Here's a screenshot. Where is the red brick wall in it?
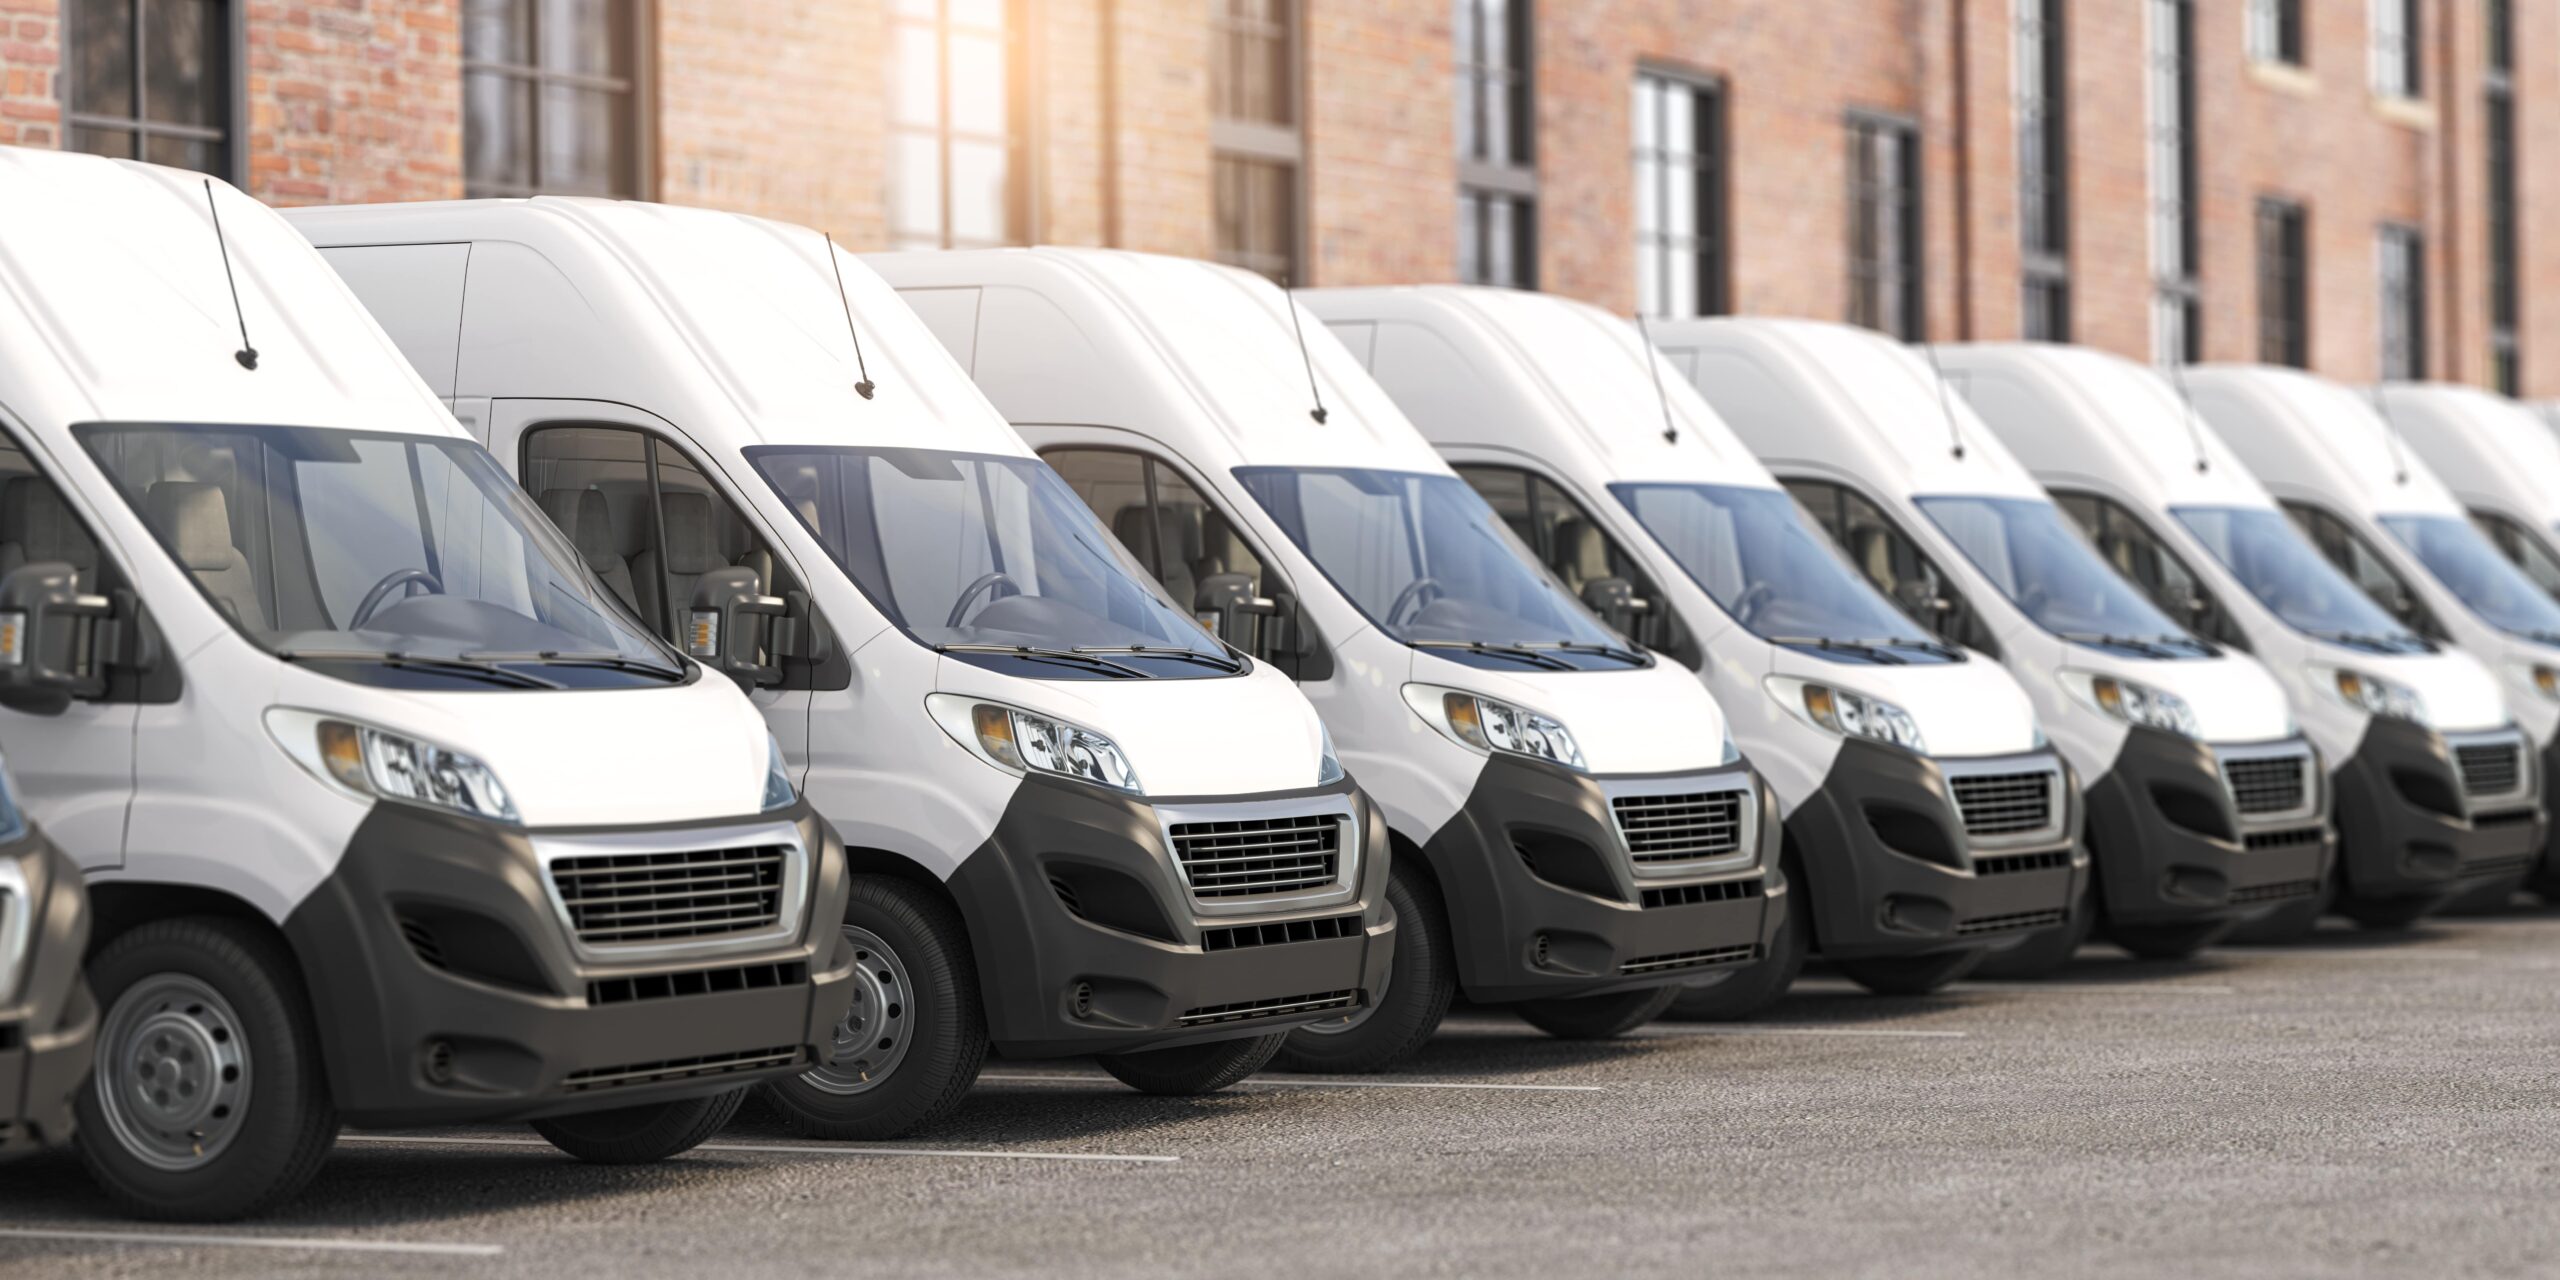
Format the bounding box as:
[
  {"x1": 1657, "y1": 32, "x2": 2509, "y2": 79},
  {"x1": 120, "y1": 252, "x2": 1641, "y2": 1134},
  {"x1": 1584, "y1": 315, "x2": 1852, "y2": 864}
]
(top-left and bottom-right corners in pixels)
[
  {"x1": 655, "y1": 0, "x2": 884, "y2": 240},
  {"x1": 246, "y1": 0, "x2": 461, "y2": 205},
  {"x1": 2519, "y1": 0, "x2": 2560, "y2": 396},
  {"x1": 1305, "y1": 0, "x2": 1454, "y2": 285},
  {"x1": 1105, "y1": 0, "x2": 1212, "y2": 258},
  {"x1": 0, "y1": 0, "x2": 61, "y2": 150}
]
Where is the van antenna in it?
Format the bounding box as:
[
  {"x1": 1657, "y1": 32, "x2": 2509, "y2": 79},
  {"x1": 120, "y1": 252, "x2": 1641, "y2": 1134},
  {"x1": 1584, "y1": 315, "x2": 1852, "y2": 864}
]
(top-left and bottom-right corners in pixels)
[
  {"x1": 1282, "y1": 276, "x2": 1329, "y2": 424},
  {"x1": 822, "y1": 232, "x2": 876, "y2": 400},
  {"x1": 2368, "y1": 383, "x2": 2412, "y2": 486},
  {"x1": 202, "y1": 180, "x2": 257, "y2": 371},
  {"x1": 2163, "y1": 353, "x2": 2211, "y2": 475},
  {"x1": 1634, "y1": 312, "x2": 1679, "y2": 445},
  {"x1": 1920, "y1": 340, "x2": 1965, "y2": 460}
]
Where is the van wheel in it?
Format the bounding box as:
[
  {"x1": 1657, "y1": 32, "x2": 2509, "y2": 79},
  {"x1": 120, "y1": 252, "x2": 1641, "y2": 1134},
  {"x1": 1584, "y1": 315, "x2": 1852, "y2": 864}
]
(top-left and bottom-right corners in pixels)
[
  {"x1": 1836, "y1": 948, "x2": 1984, "y2": 996},
  {"x1": 532, "y1": 1088, "x2": 745, "y2": 1163},
  {"x1": 75, "y1": 918, "x2": 338, "y2": 1222},
  {"x1": 1514, "y1": 984, "x2": 1679, "y2": 1039},
  {"x1": 1667, "y1": 869, "x2": 1807, "y2": 1021},
  {"x1": 1097, "y1": 1032, "x2": 1285, "y2": 1095},
  {"x1": 1275, "y1": 863, "x2": 1452, "y2": 1074},
  {"x1": 1973, "y1": 878, "x2": 2096, "y2": 978},
  {"x1": 760, "y1": 877, "x2": 986, "y2": 1140}
]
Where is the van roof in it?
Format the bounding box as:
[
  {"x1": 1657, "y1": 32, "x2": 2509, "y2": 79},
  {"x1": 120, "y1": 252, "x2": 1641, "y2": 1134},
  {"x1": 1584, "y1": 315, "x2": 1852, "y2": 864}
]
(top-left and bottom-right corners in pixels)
[
  {"x1": 286, "y1": 197, "x2": 1023, "y2": 456},
  {"x1": 0, "y1": 148, "x2": 451, "y2": 435},
  {"x1": 1300, "y1": 285, "x2": 1777, "y2": 490},
  {"x1": 864, "y1": 247, "x2": 1446, "y2": 474},
  {"x1": 1938, "y1": 343, "x2": 2277, "y2": 513},
  {"x1": 1645, "y1": 317, "x2": 2046, "y2": 501},
  {"x1": 2181, "y1": 365, "x2": 2463, "y2": 519},
  {"x1": 2377, "y1": 383, "x2": 2560, "y2": 531}
]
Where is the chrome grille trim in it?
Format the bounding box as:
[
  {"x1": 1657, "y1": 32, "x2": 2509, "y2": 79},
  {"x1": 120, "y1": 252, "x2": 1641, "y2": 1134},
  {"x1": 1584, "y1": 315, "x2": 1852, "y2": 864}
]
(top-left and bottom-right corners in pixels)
[
  {"x1": 1620, "y1": 944, "x2": 1757, "y2": 974},
  {"x1": 2213, "y1": 740, "x2": 2319, "y2": 823},
  {"x1": 1598, "y1": 769, "x2": 1762, "y2": 879},
  {"x1": 1939, "y1": 755, "x2": 2067, "y2": 848},
  {"x1": 2453, "y1": 741, "x2": 2526, "y2": 803},
  {"x1": 0, "y1": 858, "x2": 26, "y2": 1005},
  {"x1": 1153, "y1": 795, "x2": 1361, "y2": 917},
  {"x1": 1177, "y1": 989, "x2": 1358, "y2": 1026},
  {"x1": 533, "y1": 819, "x2": 809, "y2": 965}
]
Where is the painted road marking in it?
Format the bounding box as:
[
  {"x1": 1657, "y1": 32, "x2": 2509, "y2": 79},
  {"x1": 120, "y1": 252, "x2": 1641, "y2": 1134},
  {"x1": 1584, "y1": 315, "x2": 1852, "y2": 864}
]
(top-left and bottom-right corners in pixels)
[
  {"x1": 337, "y1": 1133, "x2": 1177, "y2": 1165},
  {"x1": 1635, "y1": 1024, "x2": 1970, "y2": 1039},
  {"x1": 1962, "y1": 981, "x2": 2236, "y2": 995},
  {"x1": 979, "y1": 1071, "x2": 1604, "y2": 1093},
  {"x1": 0, "y1": 1227, "x2": 501, "y2": 1258}
]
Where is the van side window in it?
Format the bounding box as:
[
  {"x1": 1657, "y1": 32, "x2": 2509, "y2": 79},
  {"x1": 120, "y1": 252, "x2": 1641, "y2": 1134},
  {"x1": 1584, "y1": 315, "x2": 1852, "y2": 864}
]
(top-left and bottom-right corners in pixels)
[
  {"x1": 2054, "y1": 491, "x2": 2245, "y2": 650},
  {"x1": 1784, "y1": 478, "x2": 2000, "y2": 656},
  {"x1": 2280, "y1": 500, "x2": 2447, "y2": 640},
  {"x1": 1451, "y1": 465, "x2": 1697, "y2": 666},
  {"x1": 2470, "y1": 509, "x2": 2560, "y2": 601},
  {"x1": 0, "y1": 441, "x2": 102, "y2": 593}
]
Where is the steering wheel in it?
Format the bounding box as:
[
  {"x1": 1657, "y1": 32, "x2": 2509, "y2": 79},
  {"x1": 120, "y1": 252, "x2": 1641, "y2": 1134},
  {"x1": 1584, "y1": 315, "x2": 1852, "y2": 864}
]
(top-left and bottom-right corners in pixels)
[
  {"x1": 1384, "y1": 577, "x2": 1445, "y2": 630},
  {"x1": 945, "y1": 572, "x2": 1021, "y2": 629},
  {"x1": 1730, "y1": 581, "x2": 1776, "y2": 626},
  {"x1": 350, "y1": 568, "x2": 443, "y2": 629}
]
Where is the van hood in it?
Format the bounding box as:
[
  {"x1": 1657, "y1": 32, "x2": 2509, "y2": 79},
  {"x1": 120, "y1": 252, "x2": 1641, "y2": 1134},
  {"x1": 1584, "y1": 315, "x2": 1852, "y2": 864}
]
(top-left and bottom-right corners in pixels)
[
  {"x1": 1767, "y1": 646, "x2": 2043, "y2": 758},
  {"x1": 2359, "y1": 645, "x2": 2509, "y2": 734},
  {"x1": 934, "y1": 657, "x2": 1331, "y2": 797},
  {"x1": 2052, "y1": 646, "x2": 2296, "y2": 744},
  {"x1": 1411, "y1": 648, "x2": 1731, "y2": 776}
]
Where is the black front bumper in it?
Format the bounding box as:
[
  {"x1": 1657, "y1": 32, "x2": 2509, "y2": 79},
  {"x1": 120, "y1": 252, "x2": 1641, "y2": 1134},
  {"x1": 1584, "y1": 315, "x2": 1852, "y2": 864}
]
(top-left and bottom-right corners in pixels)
[
  {"x1": 2082, "y1": 729, "x2": 2335, "y2": 927},
  {"x1": 282, "y1": 800, "x2": 857, "y2": 1129},
  {"x1": 1414, "y1": 754, "x2": 1779, "y2": 1006},
  {"x1": 0, "y1": 836, "x2": 95, "y2": 1160},
  {"x1": 2332, "y1": 718, "x2": 2545, "y2": 910},
  {"x1": 1786, "y1": 740, "x2": 2088, "y2": 962},
  {"x1": 946, "y1": 773, "x2": 1395, "y2": 1058}
]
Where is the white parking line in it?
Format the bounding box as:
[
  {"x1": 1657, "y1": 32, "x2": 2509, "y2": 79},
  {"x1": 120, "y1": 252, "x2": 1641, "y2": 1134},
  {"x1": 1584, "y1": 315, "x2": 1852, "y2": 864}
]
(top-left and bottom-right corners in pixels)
[
  {"x1": 0, "y1": 1226, "x2": 501, "y2": 1257},
  {"x1": 2301, "y1": 948, "x2": 2483, "y2": 961},
  {"x1": 1635, "y1": 1025, "x2": 1970, "y2": 1039},
  {"x1": 1962, "y1": 981, "x2": 2236, "y2": 995},
  {"x1": 978, "y1": 1071, "x2": 1604, "y2": 1093},
  {"x1": 337, "y1": 1133, "x2": 1176, "y2": 1164}
]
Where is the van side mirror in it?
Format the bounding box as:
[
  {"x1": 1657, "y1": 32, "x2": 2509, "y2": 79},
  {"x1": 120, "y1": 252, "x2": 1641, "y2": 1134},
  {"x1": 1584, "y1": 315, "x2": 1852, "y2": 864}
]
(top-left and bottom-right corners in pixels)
[
  {"x1": 0, "y1": 562, "x2": 121, "y2": 714},
  {"x1": 1195, "y1": 571, "x2": 1279, "y2": 653},
  {"x1": 689, "y1": 566, "x2": 793, "y2": 691},
  {"x1": 1578, "y1": 576, "x2": 1649, "y2": 635}
]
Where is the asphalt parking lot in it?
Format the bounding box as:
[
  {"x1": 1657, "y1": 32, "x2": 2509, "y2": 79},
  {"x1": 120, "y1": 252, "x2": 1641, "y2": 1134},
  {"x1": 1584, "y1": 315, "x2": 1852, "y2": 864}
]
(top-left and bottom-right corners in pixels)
[{"x1": 6, "y1": 912, "x2": 2559, "y2": 1279}]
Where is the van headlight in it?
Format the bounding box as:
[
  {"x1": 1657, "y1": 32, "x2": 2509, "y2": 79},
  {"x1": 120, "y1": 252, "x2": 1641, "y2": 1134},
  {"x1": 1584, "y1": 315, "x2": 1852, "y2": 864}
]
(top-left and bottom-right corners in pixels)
[
  {"x1": 1402, "y1": 684, "x2": 1586, "y2": 771},
  {"x1": 927, "y1": 694, "x2": 1143, "y2": 794},
  {"x1": 1767, "y1": 678, "x2": 1926, "y2": 753},
  {"x1": 2064, "y1": 672, "x2": 2200, "y2": 738},
  {"x1": 2325, "y1": 668, "x2": 2430, "y2": 725},
  {"x1": 762, "y1": 732, "x2": 798, "y2": 811},
  {"x1": 265, "y1": 709, "x2": 519, "y2": 823},
  {"x1": 1317, "y1": 721, "x2": 1346, "y2": 785},
  {"x1": 2514, "y1": 663, "x2": 2560, "y2": 703}
]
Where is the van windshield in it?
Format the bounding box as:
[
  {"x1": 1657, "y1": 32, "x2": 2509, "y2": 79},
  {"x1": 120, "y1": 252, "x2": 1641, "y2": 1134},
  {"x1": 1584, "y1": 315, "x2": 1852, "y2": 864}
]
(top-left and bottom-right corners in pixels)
[
  {"x1": 2379, "y1": 513, "x2": 2560, "y2": 644},
  {"x1": 750, "y1": 447, "x2": 1239, "y2": 680},
  {"x1": 1916, "y1": 494, "x2": 2211, "y2": 658},
  {"x1": 78, "y1": 425, "x2": 684, "y2": 690},
  {"x1": 1235, "y1": 467, "x2": 1646, "y2": 671},
  {"x1": 2173, "y1": 506, "x2": 2427, "y2": 652},
  {"x1": 1609, "y1": 482, "x2": 1956, "y2": 664}
]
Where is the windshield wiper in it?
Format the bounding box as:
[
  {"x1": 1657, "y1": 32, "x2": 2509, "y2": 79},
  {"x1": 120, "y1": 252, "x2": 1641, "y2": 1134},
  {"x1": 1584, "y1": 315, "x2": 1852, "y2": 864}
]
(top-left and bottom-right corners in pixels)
[
  {"x1": 1410, "y1": 640, "x2": 1578, "y2": 671},
  {"x1": 1764, "y1": 635, "x2": 1909, "y2": 665},
  {"x1": 1519, "y1": 640, "x2": 1651, "y2": 667},
  {"x1": 278, "y1": 648, "x2": 562, "y2": 690},
  {"x1": 2310, "y1": 628, "x2": 2424, "y2": 653},
  {"x1": 1073, "y1": 644, "x2": 1245, "y2": 673},
  {"x1": 1876, "y1": 636, "x2": 1964, "y2": 660},
  {"x1": 935, "y1": 643, "x2": 1150, "y2": 679},
  {"x1": 464, "y1": 650, "x2": 686, "y2": 681},
  {"x1": 2058, "y1": 632, "x2": 2188, "y2": 659}
]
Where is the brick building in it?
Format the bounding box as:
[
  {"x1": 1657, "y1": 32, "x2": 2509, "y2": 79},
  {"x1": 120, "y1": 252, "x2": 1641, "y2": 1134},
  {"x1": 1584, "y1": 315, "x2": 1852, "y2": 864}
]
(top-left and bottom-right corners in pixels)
[{"x1": 0, "y1": 1, "x2": 2549, "y2": 393}]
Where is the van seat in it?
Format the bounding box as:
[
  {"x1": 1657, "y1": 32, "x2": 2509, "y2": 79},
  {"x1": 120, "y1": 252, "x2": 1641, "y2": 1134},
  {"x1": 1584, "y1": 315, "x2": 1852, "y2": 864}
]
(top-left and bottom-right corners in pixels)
[
  {"x1": 146, "y1": 481, "x2": 264, "y2": 627},
  {"x1": 541, "y1": 487, "x2": 641, "y2": 614},
  {"x1": 633, "y1": 491, "x2": 737, "y2": 625}
]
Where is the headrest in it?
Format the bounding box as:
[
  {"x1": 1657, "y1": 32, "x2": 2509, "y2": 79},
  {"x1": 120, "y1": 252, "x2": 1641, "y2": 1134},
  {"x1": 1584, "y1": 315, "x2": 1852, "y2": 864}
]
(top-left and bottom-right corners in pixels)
[
  {"x1": 0, "y1": 477, "x2": 94, "y2": 568},
  {"x1": 1554, "y1": 519, "x2": 1610, "y2": 583},
  {"x1": 658, "y1": 491, "x2": 729, "y2": 575},
  {"x1": 1114, "y1": 505, "x2": 1202, "y2": 566},
  {"x1": 145, "y1": 481, "x2": 239, "y2": 572},
  {"x1": 540, "y1": 488, "x2": 621, "y2": 569}
]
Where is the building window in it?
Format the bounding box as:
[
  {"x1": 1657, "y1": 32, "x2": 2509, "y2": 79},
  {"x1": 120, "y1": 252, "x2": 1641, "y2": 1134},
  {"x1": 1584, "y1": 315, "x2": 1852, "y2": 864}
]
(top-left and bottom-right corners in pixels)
[
  {"x1": 888, "y1": 0, "x2": 1021, "y2": 250},
  {"x1": 1632, "y1": 70, "x2": 1724, "y2": 318},
  {"x1": 2256, "y1": 198, "x2": 2309, "y2": 368},
  {"x1": 2370, "y1": 0, "x2": 2420, "y2": 99},
  {"x1": 463, "y1": 0, "x2": 648, "y2": 199},
  {"x1": 2248, "y1": 0, "x2": 2304, "y2": 66},
  {"x1": 2487, "y1": 0, "x2": 2520, "y2": 394},
  {"x1": 62, "y1": 0, "x2": 237, "y2": 177},
  {"x1": 2147, "y1": 0, "x2": 2200, "y2": 364},
  {"x1": 1846, "y1": 115, "x2": 1920, "y2": 339},
  {"x1": 2015, "y1": 0, "x2": 2070, "y2": 341},
  {"x1": 1457, "y1": 0, "x2": 1535, "y2": 288},
  {"x1": 2378, "y1": 224, "x2": 2426, "y2": 380},
  {"x1": 1213, "y1": 0, "x2": 1303, "y2": 282}
]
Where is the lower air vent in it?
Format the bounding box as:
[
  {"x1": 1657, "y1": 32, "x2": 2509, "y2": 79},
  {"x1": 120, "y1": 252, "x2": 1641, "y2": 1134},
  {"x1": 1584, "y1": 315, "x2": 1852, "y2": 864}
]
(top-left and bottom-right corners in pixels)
[
  {"x1": 1639, "y1": 878, "x2": 1766, "y2": 910},
  {"x1": 587, "y1": 961, "x2": 811, "y2": 1007},
  {"x1": 1972, "y1": 849, "x2": 2071, "y2": 876},
  {"x1": 2230, "y1": 879, "x2": 2320, "y2": 905},
  {"x1": 2464, "y1": 854, "x2": 2536, "y2": 880},
  {"x1": 2456, "y1": 742, "x2": 2524, "y2": 798},
  {"x1": 1620, "y1": 944, "x2": 1758, "y2": 975},
  {"x1": 2475, "y1": 808, "x2": 2539, "y2": 829},
  {"x1": 2243, "y1": 826, "x2": 2326, "y2": 852},
  {"x1": 1201, "y1": 913, "x2": 1362, "y2": 952},
  {"x1": 1955, "y1": 908, "x2": 2067, "y2": 937},
  {"x1": 397, "y1": 916, "x2": 448, "y2": 971},
  {"x1": 1950, "y1": 770, "x2": 2058, "y2": 838},
  {"x1": 1177, "y1": 989, "x2": 1358, "y2": 1026},
  {"x1": 1048, "y1": 877, "x2": 1084, "y2": 919},
  {"x1": 562, "y1": 1045, "x2": 803, "y2": 1092}
]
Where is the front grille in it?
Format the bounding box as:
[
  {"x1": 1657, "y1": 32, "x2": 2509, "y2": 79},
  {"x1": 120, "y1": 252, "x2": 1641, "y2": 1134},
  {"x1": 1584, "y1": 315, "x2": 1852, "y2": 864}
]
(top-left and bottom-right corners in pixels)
[
  {"x1": 1973, "y1": 849, "x2": 2072, "y2": 877},
  {"x1": 1178, "y1": 989, "x2": 1358, "y2": 1026},
  {"x1": 548, "y1": 845, "x2": 788, "y2": 947},
  {"x1": 2457, "y1": 742, "x2": 2524, "y2": 798},
  {"x1": 1950, "y1": 770, "x2": 2056, "y2": 838},
  {"x1": 1609, "y1": 790, "x2": 1747, "y2": 864},
  {"x1": 2243, "y1": 826, "x2": 2326, "y2": 853},
  {"x1": 1169, "y1": 813, "x2": 1340, "y2": 900},
  {"x1": 2231, "y1": 879, "x2": 2320, "y2": 905},
  {"x1": 1201, "y1": 913, "x2": 1362, "y2": 953},
  {"x1": 1640, "y1": 877, "x2": 1766, "y2": 910},
  {"x1": 561, "y1": 1045, "x2": 802, "y2": 1093},
  {"x1": 2224, "y1": 755, "x2": 2309, "y2": 815},
  {"x1": 1620, "y1": 944, "x2": 1758, "y2": 975},
  {"x1": 1955, "y1": 908, "x2": 2067, "y2": 937},
  {"x1": 2463, "y1": 854, "x2": 2536, "y2": 880},
  {"x1": 586, "y1": 960, "x2": 810, "y2": 1007}
]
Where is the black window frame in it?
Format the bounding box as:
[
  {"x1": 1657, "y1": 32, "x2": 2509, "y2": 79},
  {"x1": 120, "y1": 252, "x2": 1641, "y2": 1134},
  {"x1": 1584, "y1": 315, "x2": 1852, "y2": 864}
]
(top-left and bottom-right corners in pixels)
[
  {"x1": 1633, "y1": 66, "x2": 1727, "y2": 319},
  {"x1": 2016, "y1": 0, "x2": 2071, "y2": 342},
  {"x1": 1448, "y1": 462, "x2": 1699, "y2": 668},
  {"x1": 2371, "y1": 0, "x2": 2422, "y2": 99},
  {"x1": 2248, "y1": 0, "x2": 2305, "y2": 66},
  {"x1": 2279, "y1": 498, "x2": 2447, "y2": 640},
  {"x1": 462, "y1": 0, "x2": 655, "y2": 200},
  {"x1": 886, "y1": 0, "x2": 1028, "y2": 250},
  {"x1": 1212, "y1": 0, "x2": 1306, "y2": 284},
  {"x1": 2378, "y1": 222, "x2": 2427, "y2": 381},
  {"x1": 59, "y1": 0, "x2": 246, "y2": 183},
  {"x1": 2256, "y1": 198, "x2": 2310, "y2": 368},
  {"x1": 2052, "y1": 489, "x2": 2245, "y2": 650},
  {"x1": 1845, "y1": 111, "x2": 1923, "y2": 340},
  {"x1": 2486, "y1": 0, "x2": 2520, "y2": 395},
  {"x1": 1457, "y1": 0, "x2": 1536, "y2": 289},
  {"x1": 2470, "y1": 507, "x2": 2560, "y2": 601},
  {"x1": 1781, "y1": 476, "x2": 2000, "y2": 657},
  {"x1": 2147, "y1": 0, "x2": 2201, "y2": 364}
]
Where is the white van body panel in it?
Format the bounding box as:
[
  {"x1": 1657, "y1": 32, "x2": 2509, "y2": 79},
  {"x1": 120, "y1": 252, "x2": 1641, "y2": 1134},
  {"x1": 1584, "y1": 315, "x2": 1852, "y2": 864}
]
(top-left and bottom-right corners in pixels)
[{"x1": 2382, "y1": 383, "x2": 2560, "y2": 552}]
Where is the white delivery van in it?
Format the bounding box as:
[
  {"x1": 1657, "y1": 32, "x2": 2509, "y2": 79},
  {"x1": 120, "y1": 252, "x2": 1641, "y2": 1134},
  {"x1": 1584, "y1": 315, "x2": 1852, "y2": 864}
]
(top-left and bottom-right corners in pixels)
[
  {"x1": 2183, "y1": 367, "x2": 2548, "y2": 915},
  {"x1": 1301, "y1": 286, "x2": 2085, "y2": 1007},
  {"x1": 2381, "y1": 385, "x2": 2560, "y2": 606},
  {"x1": 0, "y1": 151, "x2": 856, "y2": 1221},
  {"x1": 292, "y1": 201, "x2": 1393, "y2": 1129},
  {"x1": 871, "y1": 248, "x2": 1779, "y2": 1070},
  {"x1": 1652, "y1": 320, "x2": 2309, "y2": 963},
  {"x1": 1, "y1": 754, "x2": 95, "y2": 1161}
]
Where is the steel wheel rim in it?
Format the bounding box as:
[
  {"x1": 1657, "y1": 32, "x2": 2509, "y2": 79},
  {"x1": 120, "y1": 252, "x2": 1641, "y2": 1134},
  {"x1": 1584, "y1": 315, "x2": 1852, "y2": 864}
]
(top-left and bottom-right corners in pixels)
[
  {"x1": 95, "y1": 972, "x2": 252, "y2": 1172},
  {"x1": 800, "y1": 924, "x2": 914, "y2": 1095}
]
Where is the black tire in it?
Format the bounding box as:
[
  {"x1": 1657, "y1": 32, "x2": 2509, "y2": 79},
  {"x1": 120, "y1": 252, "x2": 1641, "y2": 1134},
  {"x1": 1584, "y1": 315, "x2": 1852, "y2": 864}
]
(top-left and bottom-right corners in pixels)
[
  {"x1": 2334, "y1": 892, "x2": 2439, "y2": 931},
  {"x1": 1666, "y1": 866, "x2": 1807, "y2": 1021},
  {"x1": 760, "y1": 876, "x2": 986, "y2": 1141},
  {"x1": 2106, "y1": 918, "x2": 2231, "y2": 961},
  {"x1": 532, "y1": 1088, "x2": 745, "y2": 1163},
  {"x1": 74, "y1": 917, "x2": 338, "y2": 1222},
  {"x1": 1513, "y1": 984, "x2": 1679, "y2": 1040},
  {"x1": 1276, "y1": 862, "x2": 1453, "y2": 1074},
  {"x1": 1973, "y1": 876, "x2": 2095, "y2": 979},
  {"x1": 1836, "y1": 947, "x2": 1985, "y2": 996},
  {"x1": 1096, "y1": 1032, "x2": 1285, "y2": 1095}
]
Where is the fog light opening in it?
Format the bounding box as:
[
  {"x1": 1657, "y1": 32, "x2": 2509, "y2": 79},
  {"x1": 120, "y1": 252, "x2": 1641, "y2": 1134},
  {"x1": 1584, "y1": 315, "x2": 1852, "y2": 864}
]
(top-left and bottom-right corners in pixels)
[
  {"x1": 1532, "y1": 933, "x2": 1552, "y2": 967},
  {"x1": 1070, "y1": 982, "x2": 1095, "y2": 1020},
  {"x1": 422, "y1": 1039, "x2": 456, "y2": 1086}
]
